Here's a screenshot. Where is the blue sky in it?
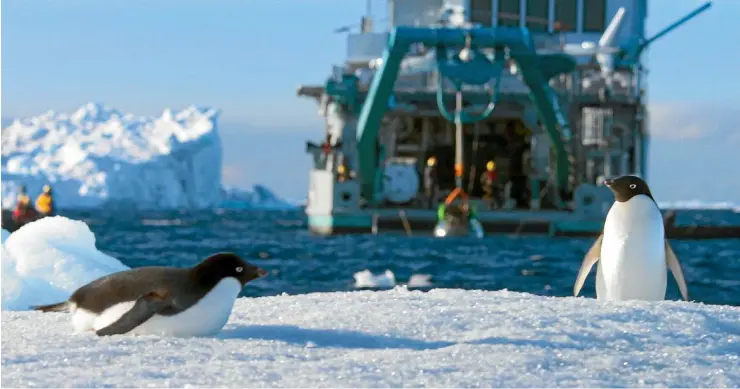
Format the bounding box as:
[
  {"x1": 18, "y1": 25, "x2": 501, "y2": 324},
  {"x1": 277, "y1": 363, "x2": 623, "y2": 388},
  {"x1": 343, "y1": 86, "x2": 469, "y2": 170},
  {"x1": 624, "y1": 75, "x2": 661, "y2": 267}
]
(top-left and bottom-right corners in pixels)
[{"x1": 2, "y1": 0, "x2": 739, "y2": 202}]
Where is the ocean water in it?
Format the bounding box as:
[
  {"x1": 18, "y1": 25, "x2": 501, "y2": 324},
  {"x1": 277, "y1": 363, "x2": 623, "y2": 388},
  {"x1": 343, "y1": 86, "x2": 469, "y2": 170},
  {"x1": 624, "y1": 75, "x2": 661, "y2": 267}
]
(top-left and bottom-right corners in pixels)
[{"x1": 61, "y1": 209, "x2": 740, "y2": 307}]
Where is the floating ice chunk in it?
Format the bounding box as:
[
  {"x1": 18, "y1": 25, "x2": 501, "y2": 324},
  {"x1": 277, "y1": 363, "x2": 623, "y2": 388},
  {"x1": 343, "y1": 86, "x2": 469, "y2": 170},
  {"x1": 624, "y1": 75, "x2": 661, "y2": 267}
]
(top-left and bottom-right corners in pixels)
[{"x1": 353, "y1": 269, "x2": 397, "y2": 288}]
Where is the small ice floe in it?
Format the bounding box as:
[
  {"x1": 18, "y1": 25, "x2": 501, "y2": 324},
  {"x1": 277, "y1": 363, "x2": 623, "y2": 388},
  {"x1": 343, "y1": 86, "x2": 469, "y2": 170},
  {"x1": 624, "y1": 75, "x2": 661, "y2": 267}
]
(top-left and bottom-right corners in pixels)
[
  {"x1": 353, "y1": 270, "x2": 433, "y2": 289},
  {"x1": 353, "y1": 269, "x2": 397, "y2": 288}
]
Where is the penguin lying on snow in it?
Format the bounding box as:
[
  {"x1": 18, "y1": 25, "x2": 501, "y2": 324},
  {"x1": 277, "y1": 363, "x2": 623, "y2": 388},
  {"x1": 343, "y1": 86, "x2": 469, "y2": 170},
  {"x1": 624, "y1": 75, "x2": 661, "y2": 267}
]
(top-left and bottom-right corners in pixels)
[
  {"x1": 574, "y1": 175, "x2": 690, "y2": 302},
  {"x1": 34, "y1": 252, "x2": 268, "y2": 337}
]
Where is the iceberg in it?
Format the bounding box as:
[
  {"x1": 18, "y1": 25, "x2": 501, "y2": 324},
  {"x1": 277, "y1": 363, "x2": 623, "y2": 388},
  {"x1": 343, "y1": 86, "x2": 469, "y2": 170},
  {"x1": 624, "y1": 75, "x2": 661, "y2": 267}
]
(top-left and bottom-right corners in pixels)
[
  {"x1": 1, "y1": 102, "x2": 223, "y2": 210},
  {"x1": 219, "y1": 184, "x2": 299, "y2": 210}
]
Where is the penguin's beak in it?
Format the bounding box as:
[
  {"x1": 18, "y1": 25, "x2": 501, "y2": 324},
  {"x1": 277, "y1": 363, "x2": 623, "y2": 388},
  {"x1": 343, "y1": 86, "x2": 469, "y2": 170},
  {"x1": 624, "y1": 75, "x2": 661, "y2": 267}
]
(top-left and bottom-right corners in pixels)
[
  {"x1": 256, "y1": 268, "x2": 269, "y2": 278},
  {"x1": 604, "y1": 179, "x2": 614, "y2": 187}
]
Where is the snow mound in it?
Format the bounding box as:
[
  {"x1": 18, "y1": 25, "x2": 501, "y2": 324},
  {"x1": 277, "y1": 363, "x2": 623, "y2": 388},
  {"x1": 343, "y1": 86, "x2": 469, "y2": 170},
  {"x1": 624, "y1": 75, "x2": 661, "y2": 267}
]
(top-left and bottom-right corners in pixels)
[
  {"x1": 219, "y1": 184, "x2": 298, "y2": 210},
  {"x1": 1, "y1": 216, "x2": 129, "y2": 311},
  {"x1": 1, "y1": 102, "x2": 223, "y2": 210},
  {"x1": 2, "y1": 288, "x2": 738, "y2": 387}
]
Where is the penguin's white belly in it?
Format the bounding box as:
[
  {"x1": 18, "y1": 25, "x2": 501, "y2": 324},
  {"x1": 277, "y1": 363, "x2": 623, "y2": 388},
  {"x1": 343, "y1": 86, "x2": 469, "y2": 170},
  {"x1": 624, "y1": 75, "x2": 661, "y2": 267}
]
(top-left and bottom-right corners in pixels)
[
  {"x1": 597, "y1": 196, "x2": 667, "y2": 301},
  {"x1": 72, "y1": 278, "x2": 242, "y2": 336}
]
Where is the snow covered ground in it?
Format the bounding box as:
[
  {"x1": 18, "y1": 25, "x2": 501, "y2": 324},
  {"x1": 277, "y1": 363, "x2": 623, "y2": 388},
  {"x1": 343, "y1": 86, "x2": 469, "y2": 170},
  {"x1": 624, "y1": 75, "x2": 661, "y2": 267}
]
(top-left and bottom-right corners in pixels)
[
  {"x1": 2, "y1": 289, "x2": 739, "y2": 387},
  {"x1": 1, "y1": 102, "x2": 223, "y2": 210},
  {"x1": 2, "y1": 216, "x2": 739, "y2": 387}
]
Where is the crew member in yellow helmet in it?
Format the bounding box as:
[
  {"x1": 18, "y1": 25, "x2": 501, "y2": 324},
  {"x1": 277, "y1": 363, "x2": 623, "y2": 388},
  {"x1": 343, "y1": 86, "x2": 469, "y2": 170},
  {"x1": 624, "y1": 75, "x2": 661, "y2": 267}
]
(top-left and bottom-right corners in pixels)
[
  {"x1": 423, "y1": 156, "x2": 438, "y2": 209},
  {"x1": 35, "y1": 184, "x2": 55, "y2": 217},
  {"x1": 480, "y1": 160, "x2": 499, "y2": 209},
  {"x1": 337, "y1": 164, "x2": 348, "y2": 182}
]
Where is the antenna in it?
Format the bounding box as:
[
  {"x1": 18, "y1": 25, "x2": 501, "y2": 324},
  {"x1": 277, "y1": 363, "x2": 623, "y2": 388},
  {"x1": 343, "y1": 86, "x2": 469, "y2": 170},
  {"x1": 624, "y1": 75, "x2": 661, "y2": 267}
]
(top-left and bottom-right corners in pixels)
[
  {"x1": 361, "y1": 0, "x2": 373, "y2": 33},
  {"x1": 334, "y1": 0, "x2": 375, "y2": 34}
]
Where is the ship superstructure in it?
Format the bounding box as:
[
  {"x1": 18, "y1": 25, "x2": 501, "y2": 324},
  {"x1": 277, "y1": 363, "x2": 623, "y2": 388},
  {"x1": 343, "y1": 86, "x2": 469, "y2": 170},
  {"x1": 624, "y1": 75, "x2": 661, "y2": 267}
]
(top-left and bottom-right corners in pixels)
[{"x1": 298, "y1": 0, "x2": 712, "y2": 236}]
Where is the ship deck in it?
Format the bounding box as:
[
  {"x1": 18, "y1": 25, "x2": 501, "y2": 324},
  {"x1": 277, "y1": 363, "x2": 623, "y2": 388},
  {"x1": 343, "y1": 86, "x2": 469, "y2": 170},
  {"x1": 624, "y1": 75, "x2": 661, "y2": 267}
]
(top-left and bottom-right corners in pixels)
[{"x1": 307, "y1": 207, "x2": 740, "y2": 239}]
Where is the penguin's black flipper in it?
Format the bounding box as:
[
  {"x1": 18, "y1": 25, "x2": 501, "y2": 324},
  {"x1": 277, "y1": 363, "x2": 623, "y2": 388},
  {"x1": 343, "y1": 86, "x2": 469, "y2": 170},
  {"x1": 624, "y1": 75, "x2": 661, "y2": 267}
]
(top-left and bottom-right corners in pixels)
[
  {"x1": 95, "y1": 290, "x2": 172, "y2": 336},
  {"x1": 574, "y1": 234, "x2": 603, "y2": 297},
  {"x1": 665, "y1": 240, "x2": 689, "y2": 302}
]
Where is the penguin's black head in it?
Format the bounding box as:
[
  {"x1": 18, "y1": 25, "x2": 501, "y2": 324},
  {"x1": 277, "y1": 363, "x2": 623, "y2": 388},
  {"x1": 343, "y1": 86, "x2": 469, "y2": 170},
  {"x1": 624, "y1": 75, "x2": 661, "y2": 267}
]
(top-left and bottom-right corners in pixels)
[
  {"x1": 604, "y1": 175, "x2": 654, "y2": 203},
  {"x1": 193, "y1": 252, "x2": 268, "y2": 287}
]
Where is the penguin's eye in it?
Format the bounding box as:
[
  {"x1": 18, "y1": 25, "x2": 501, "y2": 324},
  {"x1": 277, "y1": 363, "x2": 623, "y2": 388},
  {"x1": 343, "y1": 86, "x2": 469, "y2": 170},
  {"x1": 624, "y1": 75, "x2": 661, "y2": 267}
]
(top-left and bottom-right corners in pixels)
[
  {"x1": 629, "y1": 184, "x2": 637, "y2": 190},
  {"x1": 235, "y1": 266, "x2": 243, "y2": 273}
]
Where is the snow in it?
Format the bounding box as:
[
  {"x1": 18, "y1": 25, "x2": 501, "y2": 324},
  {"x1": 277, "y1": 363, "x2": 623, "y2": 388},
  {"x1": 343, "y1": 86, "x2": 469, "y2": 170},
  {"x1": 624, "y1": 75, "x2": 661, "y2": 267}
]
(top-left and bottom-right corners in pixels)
[
  {"x1": 2, "y1": 288, "x2": 738, "y2": 387},
  {"x1": 2, "y1": 217, "x2": 739, "y2": 387},
  {"x1": 1, "y1": 216, "x2": 129, "y2": 311},
  {"x1": 219, "y1": 185, "x2": 298, "y2": 210},
  {"x1": 1, "y1": 102, "x2": 223, "y2": 210}
]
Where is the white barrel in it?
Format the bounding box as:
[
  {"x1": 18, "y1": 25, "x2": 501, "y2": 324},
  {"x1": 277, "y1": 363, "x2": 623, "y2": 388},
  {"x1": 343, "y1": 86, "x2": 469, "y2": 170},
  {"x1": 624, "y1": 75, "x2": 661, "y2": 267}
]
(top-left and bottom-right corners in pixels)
[{"x1": 382, "y1": 163, "x2": 420, "y2": 204}]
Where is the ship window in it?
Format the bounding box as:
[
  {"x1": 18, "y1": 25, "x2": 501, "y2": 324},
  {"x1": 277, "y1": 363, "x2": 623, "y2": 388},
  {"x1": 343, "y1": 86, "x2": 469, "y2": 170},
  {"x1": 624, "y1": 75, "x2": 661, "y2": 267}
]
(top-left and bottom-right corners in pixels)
[
  {"x1": 583, "y1": 0, "x2": 607, "y2": 32},
  {"x1": 470, "y1": 0, "x2": 493, "y2": 26},
  {"x1": 526, "y1": 0, "x2": 549, "y2": 31},
  {"x1": 497, "y1": 0, "x2": 521, "y2": 27},
  {"x1": 554, "y1": 0, "x2": 577, "y2": 32}
]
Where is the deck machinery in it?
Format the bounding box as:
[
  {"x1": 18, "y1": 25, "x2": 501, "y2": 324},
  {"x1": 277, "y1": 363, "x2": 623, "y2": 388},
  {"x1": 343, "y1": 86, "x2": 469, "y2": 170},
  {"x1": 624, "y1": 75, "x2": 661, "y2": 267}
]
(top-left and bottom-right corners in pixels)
[{"x1": 298, "y1": 0, "x2": 712, "y2": 237}]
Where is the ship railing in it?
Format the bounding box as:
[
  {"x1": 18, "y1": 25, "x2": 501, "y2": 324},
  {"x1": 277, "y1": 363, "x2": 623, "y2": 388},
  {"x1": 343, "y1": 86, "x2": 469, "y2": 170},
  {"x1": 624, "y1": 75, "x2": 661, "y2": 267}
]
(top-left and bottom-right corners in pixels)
[
  {"x1": 547, "y1": 67, "x2": 640, "y2": 104},
  {"x1": 355, "y1": 64, "x2": 530, "y2": 94}
]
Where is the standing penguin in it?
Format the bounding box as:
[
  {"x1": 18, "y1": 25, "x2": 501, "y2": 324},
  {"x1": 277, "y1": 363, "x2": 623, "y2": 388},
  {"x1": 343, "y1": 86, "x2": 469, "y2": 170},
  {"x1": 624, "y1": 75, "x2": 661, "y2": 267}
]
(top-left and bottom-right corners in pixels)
[
  {"x1": 573, "y1": 175, "x2": 689, "y2": 302},
  {"x1": 34, "y1": 252, "x2": 268, "y2": 337}
]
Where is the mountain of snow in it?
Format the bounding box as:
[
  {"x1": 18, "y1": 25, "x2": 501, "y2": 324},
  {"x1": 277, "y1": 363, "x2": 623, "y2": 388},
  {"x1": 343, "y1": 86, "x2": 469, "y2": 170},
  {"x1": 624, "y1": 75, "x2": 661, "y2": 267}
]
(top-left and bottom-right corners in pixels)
[{"x1": 1, "y1": 102, "x2": 223, "y2": 210}]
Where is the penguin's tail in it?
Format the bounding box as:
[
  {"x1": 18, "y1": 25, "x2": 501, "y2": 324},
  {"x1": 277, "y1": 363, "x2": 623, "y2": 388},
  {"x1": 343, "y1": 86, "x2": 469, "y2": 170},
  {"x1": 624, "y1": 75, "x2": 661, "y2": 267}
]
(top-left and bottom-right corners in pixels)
[{"x1": 33, "y1": 301, "x2": 70, "y2": 313}]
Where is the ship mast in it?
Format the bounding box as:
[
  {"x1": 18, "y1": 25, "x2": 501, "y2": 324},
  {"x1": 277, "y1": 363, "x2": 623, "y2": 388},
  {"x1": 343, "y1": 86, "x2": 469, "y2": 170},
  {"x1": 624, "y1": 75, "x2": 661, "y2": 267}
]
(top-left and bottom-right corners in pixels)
[{"x1": 361, "y1": 0, "x2": 373, "y2": 33}]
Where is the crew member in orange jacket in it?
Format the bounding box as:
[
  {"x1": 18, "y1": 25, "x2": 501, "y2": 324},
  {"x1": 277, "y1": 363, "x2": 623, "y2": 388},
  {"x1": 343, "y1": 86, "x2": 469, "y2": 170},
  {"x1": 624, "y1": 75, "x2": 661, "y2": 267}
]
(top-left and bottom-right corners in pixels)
[{"x1": 12, "y1": 185, "x2": 32, "y2": 223}]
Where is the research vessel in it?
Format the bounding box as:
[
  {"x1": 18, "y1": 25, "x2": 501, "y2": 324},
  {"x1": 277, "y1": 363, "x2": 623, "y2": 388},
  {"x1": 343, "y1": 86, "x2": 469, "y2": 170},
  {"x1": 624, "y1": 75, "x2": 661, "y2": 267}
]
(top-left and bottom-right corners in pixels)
[{"x1": 298, "y1": 0, "x2": 726, "y2": 238}]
